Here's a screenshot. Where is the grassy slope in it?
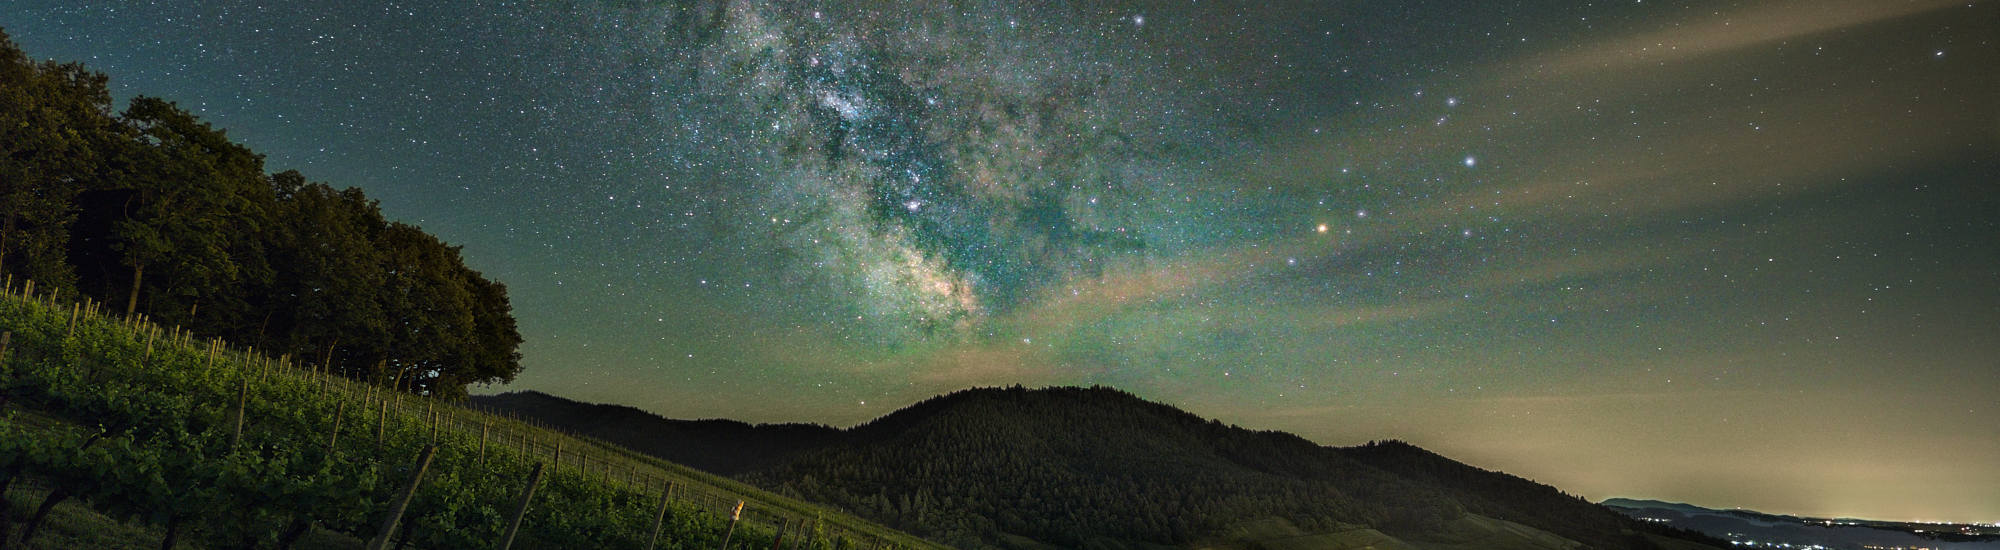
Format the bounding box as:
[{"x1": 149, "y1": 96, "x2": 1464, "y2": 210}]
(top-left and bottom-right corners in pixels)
[
  {"x1": 0, "y1": 282, "x2": 944, "y2": 549},
  {"x1": 1, "y1": 487, "x2": 362, "y2": 550},
  {"x1": 0, "y1": 408, "x2": 366, "y2": 549}
]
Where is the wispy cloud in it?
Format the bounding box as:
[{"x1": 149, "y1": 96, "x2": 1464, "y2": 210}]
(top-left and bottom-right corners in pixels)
[{"x1": 1520, "y1": 0, "x2": 1962, "y2": 76}]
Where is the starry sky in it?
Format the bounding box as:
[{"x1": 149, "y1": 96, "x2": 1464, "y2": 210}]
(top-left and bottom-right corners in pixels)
[{"x1": 5, "y1": 0, "x2": 1996, "y2": 524}]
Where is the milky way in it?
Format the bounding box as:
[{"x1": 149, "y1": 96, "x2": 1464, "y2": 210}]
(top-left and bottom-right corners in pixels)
[
  {"x1": 6, "y1": 0, "x2": 1995, "y2": 523},
  {"x1": 652, "y1": 2, "x2": 1233, "y2": 342}
]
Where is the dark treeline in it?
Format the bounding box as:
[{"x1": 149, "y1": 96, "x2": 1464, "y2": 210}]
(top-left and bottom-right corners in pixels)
[
  {"x1": 745, "y1": 386, "x2": 1465, "y2": 548},
  {"x1": 754, "y1": 386, "x2": 1725, "y2": 549},
  {"x1": 1, "y1": 29, "x2": 521, "y2": 398},
  {"x1": 481, "y1": 385, "x2": 1727, "y2": 550}
]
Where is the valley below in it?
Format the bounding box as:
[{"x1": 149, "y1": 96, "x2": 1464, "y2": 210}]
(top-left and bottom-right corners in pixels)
[{"x1": 1605, "y1": 499, "x2": 2000, "y2": 550}]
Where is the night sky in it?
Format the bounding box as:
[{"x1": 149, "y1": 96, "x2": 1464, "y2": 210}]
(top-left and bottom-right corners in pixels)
[{"x1": 6, "y1": 0, "x2": 1996, "y2": 524}]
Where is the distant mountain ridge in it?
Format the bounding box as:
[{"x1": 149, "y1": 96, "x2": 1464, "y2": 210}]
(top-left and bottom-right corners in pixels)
[
  {"x1": 473, "y1": 386, "x2": 1724, "y2": 550},
  {"x1": 468, "y1": 390, "x2": 839, "y2": 474},
  {"x1": 1600, "y1": 499, "x2": 1730, "y2": 520}
]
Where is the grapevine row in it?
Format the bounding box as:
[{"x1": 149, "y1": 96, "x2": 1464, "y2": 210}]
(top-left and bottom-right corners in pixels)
[{"x1": 0, "y1": 279, "x2": 941, "y2": 549}]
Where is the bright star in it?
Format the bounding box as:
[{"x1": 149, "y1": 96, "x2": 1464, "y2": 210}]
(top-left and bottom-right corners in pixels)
[{"x1": 1463, "y1": 156, "x2": 1477, "y2": 167}]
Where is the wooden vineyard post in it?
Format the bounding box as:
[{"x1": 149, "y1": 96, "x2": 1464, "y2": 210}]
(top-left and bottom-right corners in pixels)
[
  {"x1": 718, "y1": 500, "x2": 745, "y2": 550},
  {"x1": 497, "y1": 462, "x2": 545, "y2": 550},
  {"x1": 554, "y1": 440, "x2": 564, "y2": 473},
  {"x1": 375, "y1": 400, "x2": 388, "y2": 448},
  {"x1": 320, "y1": 340, "x2": 336, "y2": 379},
  {"x1": 202, "y1": 340, "x2": 217, "y2": 382},
  {"x1": 646, "y1": 480, "x2": 675, "y2": 550},
  {"x1": 796, "y1": 518, "x2": 818, "y2": 550},
  {"x1": 479, "y1": 421, "x2": 490, "y2": 463},
  {"x1": 365, "y1": 445, "x2": 437, "y2": 550},
  {"x1": 0, "y1": 332, "x2": 9, "y2": 411},
  {"x1": 230, "y1": 373, "x2": 250, "y2": 450},
  {"x1": 770, "y1": 518, "x2": 790, "y2": 550},
  {"x1": 327, "y1": 400, "x2": 347, "y2": 453}
]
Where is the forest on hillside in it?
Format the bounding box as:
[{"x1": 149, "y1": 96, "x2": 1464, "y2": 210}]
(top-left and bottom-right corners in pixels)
[
  {"x1": 0, "y1": 29, "x2": 521, "y2": 397},
  {"x1": 727, "y1": 386, "x2": 1723, "y2": 550}
]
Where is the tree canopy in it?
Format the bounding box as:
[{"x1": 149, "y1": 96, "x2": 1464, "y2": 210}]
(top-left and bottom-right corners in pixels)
[{"x1": 0, "y1": 28, "x2": 521, "y2": 398}]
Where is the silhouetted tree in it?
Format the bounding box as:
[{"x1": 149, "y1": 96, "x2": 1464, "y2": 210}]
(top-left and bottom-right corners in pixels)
[
  {"x1": 0, "y1": 29, "x2": 114, "y2": 291},
  {"x1": 0, "y1": 29, "x2": 522, "y2": 397},
  {"x1": 108, "y1": 96, "x2": 270, "y2": 320}
]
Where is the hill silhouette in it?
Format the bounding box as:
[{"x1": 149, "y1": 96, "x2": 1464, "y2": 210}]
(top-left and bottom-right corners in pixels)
[
  {"x1": 475, "y1": 386, "x2": 1724, "y2": 550},
  {"x1": 469, "y1": 389, "x2": 840, "y2": 475}
]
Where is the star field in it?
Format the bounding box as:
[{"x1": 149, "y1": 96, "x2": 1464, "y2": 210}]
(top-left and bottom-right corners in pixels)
[{"x1": 5, "y1": 0, "x2": 1996, "y2": 523}]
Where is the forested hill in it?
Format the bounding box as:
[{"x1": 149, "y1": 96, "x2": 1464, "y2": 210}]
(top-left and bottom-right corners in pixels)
[
  {"x1": 477, "y1": 386, "x2": 1728, "y2": 550},
  {"x1": 469, "y1": 390, "x2": 842, "y2": 474},
  {"x1": 0, "y1": 29, "x2": 521, "y2": 397}
]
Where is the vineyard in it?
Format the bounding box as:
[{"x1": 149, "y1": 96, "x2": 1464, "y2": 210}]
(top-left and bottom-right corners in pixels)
[{"x1": 0, "y1": 277, "x2": 948, "y2": 550}]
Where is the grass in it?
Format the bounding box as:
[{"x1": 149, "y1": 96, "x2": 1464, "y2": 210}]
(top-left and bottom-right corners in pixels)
[
  {"x1": 1, "y1": 488, "x2": 364, "y2": 550},
  {"x1": 0, "y1": 278, "x2": 948, "y2": 549}
]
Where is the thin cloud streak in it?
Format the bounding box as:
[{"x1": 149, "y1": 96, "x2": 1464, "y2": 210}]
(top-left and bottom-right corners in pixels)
[{"x1": 1520, "y1": 0, "x2": 1962, "y2": 76}]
